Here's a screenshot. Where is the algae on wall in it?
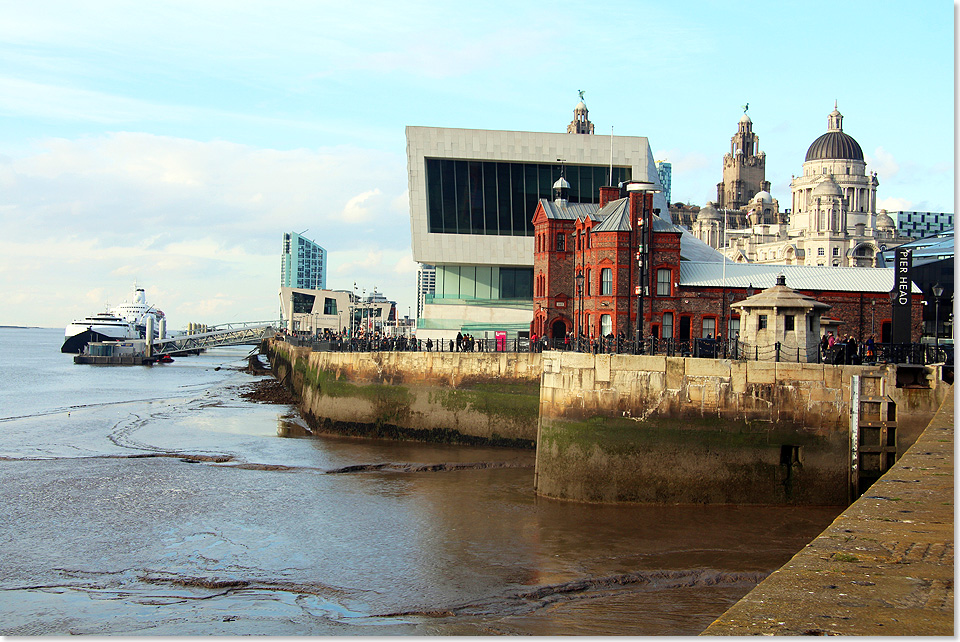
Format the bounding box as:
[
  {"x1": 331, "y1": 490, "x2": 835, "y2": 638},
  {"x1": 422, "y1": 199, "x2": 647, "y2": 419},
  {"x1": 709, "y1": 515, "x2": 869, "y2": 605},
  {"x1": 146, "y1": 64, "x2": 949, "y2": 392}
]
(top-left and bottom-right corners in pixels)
[
  {"x1": 267, "y1": 340, "x2": 539, "y2": 447},
  {"x1": 534, "y1": 352, "x2": 949, "y2": 506},
  {"x1": 535, "y1": 414, "x2": 849, "y2": 505}
]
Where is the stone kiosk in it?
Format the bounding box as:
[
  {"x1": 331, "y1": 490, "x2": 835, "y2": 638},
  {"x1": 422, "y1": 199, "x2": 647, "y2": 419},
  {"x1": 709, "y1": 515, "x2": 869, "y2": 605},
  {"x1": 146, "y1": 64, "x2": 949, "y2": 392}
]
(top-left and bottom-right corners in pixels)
[{"x1": 731, "y1": 274, "x2": 829, "y2": 363}]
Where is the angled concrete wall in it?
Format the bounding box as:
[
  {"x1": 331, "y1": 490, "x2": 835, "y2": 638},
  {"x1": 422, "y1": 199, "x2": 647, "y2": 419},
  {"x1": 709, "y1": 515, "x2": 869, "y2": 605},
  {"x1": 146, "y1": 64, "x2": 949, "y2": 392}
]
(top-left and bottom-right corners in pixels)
[
  {"x1": 534, "y1": 352, "x2": 948, "y2": 505},
  {"x1": 267, "y1": 340, "x2": 542, "y2": 446}
]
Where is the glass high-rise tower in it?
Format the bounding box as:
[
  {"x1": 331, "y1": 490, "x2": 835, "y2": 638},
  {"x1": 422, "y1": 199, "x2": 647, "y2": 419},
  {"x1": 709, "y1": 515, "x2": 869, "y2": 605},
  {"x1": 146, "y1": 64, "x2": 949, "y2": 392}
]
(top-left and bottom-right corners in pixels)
[{"x1": 281, "y1": 232, "x2": 327, "y2": 291}]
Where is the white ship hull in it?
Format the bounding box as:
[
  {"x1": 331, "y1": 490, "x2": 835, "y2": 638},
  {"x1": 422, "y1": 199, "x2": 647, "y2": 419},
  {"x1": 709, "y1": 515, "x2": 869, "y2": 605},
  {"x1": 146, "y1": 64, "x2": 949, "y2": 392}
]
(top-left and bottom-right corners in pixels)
[{"x1": 62, "y1": 287, "x2": 166, "y2": 353}]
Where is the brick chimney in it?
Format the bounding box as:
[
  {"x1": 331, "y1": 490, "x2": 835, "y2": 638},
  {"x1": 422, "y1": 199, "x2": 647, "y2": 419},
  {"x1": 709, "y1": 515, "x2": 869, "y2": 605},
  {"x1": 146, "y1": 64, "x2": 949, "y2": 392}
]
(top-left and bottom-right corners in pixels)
[
  {"x1": 599, "y1": 186, "x2": 620, "y2": 208},
  {"x1": 629, "y1": 191, "x2": 645, "y2": 222}
]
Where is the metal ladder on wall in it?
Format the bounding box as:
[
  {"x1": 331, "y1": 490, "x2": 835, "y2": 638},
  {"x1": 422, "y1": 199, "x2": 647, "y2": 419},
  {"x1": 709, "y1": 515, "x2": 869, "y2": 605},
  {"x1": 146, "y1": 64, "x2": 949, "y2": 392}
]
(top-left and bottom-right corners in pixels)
[{"x1": 850, "y1": 373, "x2": 898, "y2": 501}]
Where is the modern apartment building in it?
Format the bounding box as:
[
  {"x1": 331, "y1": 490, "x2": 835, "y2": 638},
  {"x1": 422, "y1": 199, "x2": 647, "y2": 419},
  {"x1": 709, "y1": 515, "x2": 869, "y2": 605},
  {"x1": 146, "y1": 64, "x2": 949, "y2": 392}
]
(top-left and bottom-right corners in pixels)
[
  {"x1": 281, "y1": 232, "x2": 327, "y2": 291},
  {"x1": 416, "y1": 264, "x2": 436, "y2": 319},
  {"x1": 656, "y1": 160, "x2": 672, "y2": 205},
  {"x1": 894, "y1": 211, "x2": 954, "y2": 239}
]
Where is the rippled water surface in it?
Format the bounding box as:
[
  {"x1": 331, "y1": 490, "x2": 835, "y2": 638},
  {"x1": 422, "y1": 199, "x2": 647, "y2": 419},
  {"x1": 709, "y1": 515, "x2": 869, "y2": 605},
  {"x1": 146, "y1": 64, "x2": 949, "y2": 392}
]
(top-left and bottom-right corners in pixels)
[{"x1": 0, "y1": 327, "x2": 842, "y2": 635}]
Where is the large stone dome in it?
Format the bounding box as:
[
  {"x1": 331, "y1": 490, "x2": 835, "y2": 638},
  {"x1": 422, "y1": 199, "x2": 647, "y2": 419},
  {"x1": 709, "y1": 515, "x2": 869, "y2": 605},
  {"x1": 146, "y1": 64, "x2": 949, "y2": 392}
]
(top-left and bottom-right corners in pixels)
[
  {"x1": 698, "y1": 202, "x2": 722, "y2": 221},
  {"x1": 812, "y1": 176, "x2": 844, "y2": 197},
  {"x1": 876, "y1": 210, "x2": 896, "y2": 229},
  {"x1": 805, "y1": 130, "x2": 864, "y2": 161},
  {"x1": 804, "y1": 105, "x2": 864, "y2": 161}
]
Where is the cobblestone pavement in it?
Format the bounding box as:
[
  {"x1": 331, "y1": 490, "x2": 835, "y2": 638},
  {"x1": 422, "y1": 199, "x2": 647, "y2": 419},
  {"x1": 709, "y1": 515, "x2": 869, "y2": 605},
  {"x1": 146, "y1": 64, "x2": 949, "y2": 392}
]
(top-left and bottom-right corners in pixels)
[{"x1": 702, "y1": 388, "x2": 954, "y2": 636}]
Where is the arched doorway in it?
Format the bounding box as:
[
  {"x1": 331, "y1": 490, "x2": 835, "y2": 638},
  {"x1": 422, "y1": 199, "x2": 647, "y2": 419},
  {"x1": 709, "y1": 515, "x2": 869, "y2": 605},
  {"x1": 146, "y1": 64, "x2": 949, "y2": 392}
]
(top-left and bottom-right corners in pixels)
[{"x1": 551, "y1": 319, "x2": 567, "y2": 340}]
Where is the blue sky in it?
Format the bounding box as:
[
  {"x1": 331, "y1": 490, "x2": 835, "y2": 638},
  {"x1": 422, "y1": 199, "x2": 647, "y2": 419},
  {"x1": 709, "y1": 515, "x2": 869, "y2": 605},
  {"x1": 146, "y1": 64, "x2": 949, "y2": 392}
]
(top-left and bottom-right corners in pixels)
[{"x1": 0, "y1": 1, "x2": 953, "y2": 328}]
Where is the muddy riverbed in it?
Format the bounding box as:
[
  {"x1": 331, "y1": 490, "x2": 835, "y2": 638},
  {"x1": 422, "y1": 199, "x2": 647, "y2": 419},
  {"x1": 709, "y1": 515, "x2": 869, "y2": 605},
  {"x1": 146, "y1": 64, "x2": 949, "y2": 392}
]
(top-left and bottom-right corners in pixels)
[{"x1": 0, "y1": 328, "x2": 842, "y2": 635}]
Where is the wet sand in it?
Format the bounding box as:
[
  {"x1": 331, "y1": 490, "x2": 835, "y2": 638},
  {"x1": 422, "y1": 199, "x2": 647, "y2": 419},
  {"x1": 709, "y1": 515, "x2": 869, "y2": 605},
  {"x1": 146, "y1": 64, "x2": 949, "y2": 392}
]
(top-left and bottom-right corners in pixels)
[{"x1": 0, "y1": 338, "x2": 843, "y2": 635}]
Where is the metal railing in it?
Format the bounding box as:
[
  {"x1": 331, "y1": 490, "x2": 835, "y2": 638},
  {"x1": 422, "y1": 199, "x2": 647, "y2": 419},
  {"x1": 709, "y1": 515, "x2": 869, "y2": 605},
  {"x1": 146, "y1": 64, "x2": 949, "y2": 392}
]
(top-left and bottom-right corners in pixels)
[
  {"x1": 153, "y1": 324, "x2": 277, "y2": 355},
  {"x1": 279, "y1": 332, "x2": 953, "y2": 367}
]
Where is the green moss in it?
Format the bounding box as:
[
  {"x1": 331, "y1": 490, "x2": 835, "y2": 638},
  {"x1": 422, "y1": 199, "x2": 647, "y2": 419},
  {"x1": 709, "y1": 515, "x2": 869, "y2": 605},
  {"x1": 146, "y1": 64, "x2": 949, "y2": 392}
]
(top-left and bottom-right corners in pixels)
[
  {"x1": 832, "y1": 552, "x2": 860, "y2": 562},
  {"x1": 304, "y1": 418, "x2": 534, "y2": 449},
  {"x1": 430, "y1": 385, "x2": 539, "y2": 421},
  {"x1": 540, "y1": 415, "x2": 829, "y2": 456}
]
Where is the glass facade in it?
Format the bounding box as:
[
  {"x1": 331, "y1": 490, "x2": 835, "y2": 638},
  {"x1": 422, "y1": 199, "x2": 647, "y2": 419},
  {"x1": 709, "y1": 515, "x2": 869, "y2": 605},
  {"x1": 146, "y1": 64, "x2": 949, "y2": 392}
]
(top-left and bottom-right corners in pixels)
[
  {"x1": 281, "y1": 232, "x2": 327, "y2": 290},
  {"x1": 292, "y1": 291, "x2": 316, "y2": 314},
  {"x1": 425, "y1": 158, "x2": 632, "y2": 236},
  {"x1": 434, "y1": 265, "x2": 533, "y2": 300}
]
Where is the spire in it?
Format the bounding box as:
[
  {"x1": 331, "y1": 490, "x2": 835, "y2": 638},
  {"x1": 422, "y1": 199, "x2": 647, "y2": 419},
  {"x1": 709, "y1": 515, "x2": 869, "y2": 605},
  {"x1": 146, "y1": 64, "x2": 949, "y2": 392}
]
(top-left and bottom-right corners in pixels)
[
  {"x1": 567, "y1": 91, "x2": 595, "y2": 134},
  {"x1": 828, "y1": 102, "x2": 843, "y2": 131}
]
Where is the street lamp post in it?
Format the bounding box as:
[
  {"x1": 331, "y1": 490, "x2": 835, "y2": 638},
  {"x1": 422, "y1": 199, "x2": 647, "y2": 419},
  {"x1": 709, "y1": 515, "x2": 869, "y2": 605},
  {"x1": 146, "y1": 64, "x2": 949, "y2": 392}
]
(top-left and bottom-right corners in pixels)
[
  {"x1": 627, "y1": 181, "x2": 660, "y2": 353},
  {"x1": 575, "y1": 272, "x2": 585, "y2": 351},
  {"x1": 351, "y1": 282, "x2": 358, "y2": 337},
  {"x1": 933, "y1": 283, "x2": 944, "y2": 353}
]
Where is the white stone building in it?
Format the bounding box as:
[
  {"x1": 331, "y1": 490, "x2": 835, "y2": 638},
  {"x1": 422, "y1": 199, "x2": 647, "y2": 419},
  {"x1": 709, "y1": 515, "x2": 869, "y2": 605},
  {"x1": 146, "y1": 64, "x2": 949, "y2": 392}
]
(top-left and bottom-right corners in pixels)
[{"x1": 692, "y1": 105, "x2": 911, "y2": 267}]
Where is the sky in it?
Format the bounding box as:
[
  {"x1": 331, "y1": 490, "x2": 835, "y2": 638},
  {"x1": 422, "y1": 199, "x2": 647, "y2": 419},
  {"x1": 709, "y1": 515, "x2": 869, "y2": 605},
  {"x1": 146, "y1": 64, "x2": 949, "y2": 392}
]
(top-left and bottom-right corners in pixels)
[{"x1": 0, "y1": 1, "x2": 954, "y2": 329}]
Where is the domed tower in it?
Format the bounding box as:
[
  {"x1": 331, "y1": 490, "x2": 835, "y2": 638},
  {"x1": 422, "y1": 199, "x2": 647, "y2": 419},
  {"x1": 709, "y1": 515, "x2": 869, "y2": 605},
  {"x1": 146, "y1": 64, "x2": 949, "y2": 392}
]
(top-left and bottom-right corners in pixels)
[
  {"x1": 790, "y1": 103, "x2": 878, "y2": 234},
  {"x1": 567, "y1": 91, "x2": 595, "y2": 134},
  {"x1": 692, "y1": 202, "x2": 723, "y2": 248},
  {"x1": 810, "y1": 175, "x2": 846, "y2": 234},
  {"x1": 716, "y1": 106, "x2": 770, "y2": 210}
]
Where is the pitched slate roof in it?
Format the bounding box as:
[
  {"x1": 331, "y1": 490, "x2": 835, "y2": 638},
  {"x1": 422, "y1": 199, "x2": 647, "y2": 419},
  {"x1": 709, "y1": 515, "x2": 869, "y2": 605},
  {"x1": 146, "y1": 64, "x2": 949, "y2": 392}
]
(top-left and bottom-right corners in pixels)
[
  {"x1": 538, "y1": 198, "x2": 601, "y2": 221},
  {"x1": 679, "y1": 261, "x2": 922, "y2": 294},
  {"x1": 537, "y1": 198, "x2": 724, "y2": 262},
  {"x1": 592, "y1": 199, "x2": 631, "y2": 232},
  {"x1": 731, "y1": 281, "x2": 831, "y2": 312}
]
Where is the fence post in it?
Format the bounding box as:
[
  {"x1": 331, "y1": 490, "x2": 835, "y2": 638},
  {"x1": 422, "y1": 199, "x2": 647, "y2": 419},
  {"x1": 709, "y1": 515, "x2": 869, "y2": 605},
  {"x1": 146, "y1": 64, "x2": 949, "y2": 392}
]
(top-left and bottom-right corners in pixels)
[
  {"x1": 755, "y1": 345, "x2": 758, "y2": 361},
  {"x1": 776, "y1": 341, "x2": 781, "y2": 362}
]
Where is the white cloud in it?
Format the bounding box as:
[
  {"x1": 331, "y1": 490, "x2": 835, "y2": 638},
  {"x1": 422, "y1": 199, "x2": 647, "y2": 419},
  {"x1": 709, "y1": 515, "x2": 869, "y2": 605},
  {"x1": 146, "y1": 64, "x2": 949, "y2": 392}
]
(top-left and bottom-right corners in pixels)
[
  {"x1": 866, "y1": 146, "x2": 899, "y2": 180},
  {"x1": 341, "y1": 189, "x2": 382, "y2": 223},
  {"x1": 876, "y1": 196, "x2": 913, "y2": 212},
  {"x1": 0, "y1": 133, "x2": 416, "y2": 327}
]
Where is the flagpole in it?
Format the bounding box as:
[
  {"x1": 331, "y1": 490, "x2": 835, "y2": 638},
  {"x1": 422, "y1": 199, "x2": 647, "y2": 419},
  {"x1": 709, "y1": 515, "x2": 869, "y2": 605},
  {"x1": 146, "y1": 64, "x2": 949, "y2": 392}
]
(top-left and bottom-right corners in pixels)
[{"x1": 609, "y1": 126, "x2": 614, "y2": 186}]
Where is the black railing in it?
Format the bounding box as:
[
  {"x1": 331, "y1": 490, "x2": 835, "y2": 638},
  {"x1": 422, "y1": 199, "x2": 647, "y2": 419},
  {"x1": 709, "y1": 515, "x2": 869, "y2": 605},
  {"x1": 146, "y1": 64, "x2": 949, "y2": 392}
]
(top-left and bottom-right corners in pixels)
[{"x1": 278, "y1": 332, "x2": 952, "y2": 367}]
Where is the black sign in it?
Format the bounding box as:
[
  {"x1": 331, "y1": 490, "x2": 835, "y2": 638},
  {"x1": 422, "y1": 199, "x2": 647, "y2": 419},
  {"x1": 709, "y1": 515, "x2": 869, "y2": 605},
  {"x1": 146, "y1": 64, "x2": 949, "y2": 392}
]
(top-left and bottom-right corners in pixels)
[{"x1": 891, "y1": 248, "x2": 912, "y2": 344}]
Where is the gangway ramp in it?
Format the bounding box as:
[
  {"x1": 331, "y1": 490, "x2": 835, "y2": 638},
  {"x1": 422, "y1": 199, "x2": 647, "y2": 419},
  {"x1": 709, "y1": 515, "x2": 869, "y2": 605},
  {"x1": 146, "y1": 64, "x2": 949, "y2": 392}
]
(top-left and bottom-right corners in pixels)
[{"x1": 152, "y1": 321, "x2": 279, "y2": 356}]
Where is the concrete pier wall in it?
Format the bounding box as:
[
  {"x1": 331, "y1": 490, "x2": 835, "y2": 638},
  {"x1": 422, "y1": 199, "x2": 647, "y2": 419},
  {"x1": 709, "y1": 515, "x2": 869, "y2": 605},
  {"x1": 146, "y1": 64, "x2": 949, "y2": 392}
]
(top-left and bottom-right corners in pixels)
[
  {"x1": 267, "y1": 340, "x2": 542, "y2": 446},
  {"x1": 534, "y1": 352, "x2": 949, "y2": 505},
  {"x1": 266, "y1": 340, "x2": 947, "y2": 506},
  {"x1": 701, "y1": 390, "x2": 954, "y2": 635}
]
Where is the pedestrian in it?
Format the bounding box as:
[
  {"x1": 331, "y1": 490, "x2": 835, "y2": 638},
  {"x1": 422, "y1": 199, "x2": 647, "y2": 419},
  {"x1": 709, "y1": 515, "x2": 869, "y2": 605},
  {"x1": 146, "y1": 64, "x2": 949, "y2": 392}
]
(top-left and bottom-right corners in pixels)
[{"x1": 426, "y1": 338, "x2": 433, "y2": 352}]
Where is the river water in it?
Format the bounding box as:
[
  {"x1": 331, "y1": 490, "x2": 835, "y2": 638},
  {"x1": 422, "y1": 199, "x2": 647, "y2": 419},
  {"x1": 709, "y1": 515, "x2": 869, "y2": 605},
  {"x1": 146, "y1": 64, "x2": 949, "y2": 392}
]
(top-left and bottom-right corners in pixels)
[{"x1": 0, "y1": 327, "x2": 843, "y2": 635}]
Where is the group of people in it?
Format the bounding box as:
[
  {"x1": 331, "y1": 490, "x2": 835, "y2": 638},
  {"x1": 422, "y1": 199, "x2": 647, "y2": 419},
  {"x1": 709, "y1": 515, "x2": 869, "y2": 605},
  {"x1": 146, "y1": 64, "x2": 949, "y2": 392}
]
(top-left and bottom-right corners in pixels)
[
  {"x1": 283, "y1": 327, "x2": 420, "y2": 352},
  {"x1": 281, "y1": 327, "x2": 499, "y2": 353},
  {"x1": 450, "y1": 332, "x2": 484, "y2": 352},
  {"x1": 821, "y1": 331, "x2": 876, "y2": 365}
]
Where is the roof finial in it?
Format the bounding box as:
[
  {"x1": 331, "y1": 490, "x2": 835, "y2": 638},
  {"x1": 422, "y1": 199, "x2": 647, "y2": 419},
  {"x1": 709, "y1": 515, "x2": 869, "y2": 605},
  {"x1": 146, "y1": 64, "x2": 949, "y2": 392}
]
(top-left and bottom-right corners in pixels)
[
  {"x1": 578, "y1": 89, "x2": 585, "y2": 102},
  {"x1": 742, "y1": 102, "x2": 749, "y2": 114}
]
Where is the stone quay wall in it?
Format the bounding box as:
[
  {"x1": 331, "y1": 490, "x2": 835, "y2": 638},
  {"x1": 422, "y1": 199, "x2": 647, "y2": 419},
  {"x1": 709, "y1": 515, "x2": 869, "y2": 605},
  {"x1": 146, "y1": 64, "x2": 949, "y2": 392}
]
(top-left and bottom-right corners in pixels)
[
  {"x1": 702, "y1": 391, "x2": 954, "y2": 636},
  {"x1": 534, "y1": 352, "x2": 949, "y2": 505},
  {"x1": 266, "y1": 340, "x2": 542, "y2": 446}
]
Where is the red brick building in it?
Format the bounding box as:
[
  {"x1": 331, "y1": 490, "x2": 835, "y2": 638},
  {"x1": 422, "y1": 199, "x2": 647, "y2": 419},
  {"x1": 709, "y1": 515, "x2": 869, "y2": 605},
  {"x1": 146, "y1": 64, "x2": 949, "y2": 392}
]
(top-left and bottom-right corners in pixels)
[{"x1": 532, "y1": 180, "x2": 922, "y2": 347}]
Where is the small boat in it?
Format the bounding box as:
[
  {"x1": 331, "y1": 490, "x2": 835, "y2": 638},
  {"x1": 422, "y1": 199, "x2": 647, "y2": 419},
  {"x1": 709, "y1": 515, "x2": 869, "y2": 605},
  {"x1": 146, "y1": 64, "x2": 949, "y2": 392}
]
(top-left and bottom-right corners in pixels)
[{"x1": 156, "y1": 355, "x2": 174, "y2": 363}]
